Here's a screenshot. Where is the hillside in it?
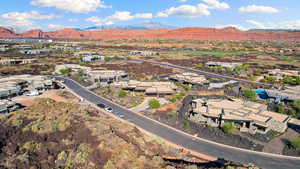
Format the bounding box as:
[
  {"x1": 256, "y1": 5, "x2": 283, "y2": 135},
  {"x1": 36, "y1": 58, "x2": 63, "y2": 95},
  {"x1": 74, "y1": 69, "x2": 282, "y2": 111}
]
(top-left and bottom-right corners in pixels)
[
  {"x1": 0, "y1": 98, "x2": 254, "y2": 169},
  {"x1": 1, "y1": 26, "x2": 300, "y2": 41}
]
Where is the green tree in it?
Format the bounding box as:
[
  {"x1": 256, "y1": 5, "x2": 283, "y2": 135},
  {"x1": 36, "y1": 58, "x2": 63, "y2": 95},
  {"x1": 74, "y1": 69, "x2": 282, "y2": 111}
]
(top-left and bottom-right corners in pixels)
[
  {"x1": 292, "y1": 99, "x2": 300, "y2": 112},
  {"x1": 59, "y1": 68, "x2": 71, "y2": 75},
  {"x1": 288, "y1": 110, "x2": 297, "y2": 118},
  {"x1": 235, "y1": 64, "x2": 250, "y2": 71},
  {"x1": 265, "y1": 76, "x2": 277, "y2": 84},
  {"x1": 104, "y1": 56, "x2": 112, "y2": 62},
  {"x1": 169, "y1": 97, "x2": 177, "y2": 103},
  {"x1": 182, "y1": 84, "x2": 192, "y2": 91},
  {"x1": 282, "y1": 76, "x2": 296, "y2": 85},
  {"x1": 277, "y1": 105, "x2": 286, "y2": 114},
  {"x1": 291, "y1": 138, "x2": 300, "y2": 150},
  {"x1": 222, "y1": 122, "x2": 237, "y2": 134},
  {"x1": 118, "y1": 90, "x2": 127, "y2": 98},
  {"x1": 148, "y1": 99, "x2": 160, "y2": 109},
  {"x1": 296, "y1": 76, "x2": 300, "y2": 85},
  {"x1": 243, "y1": 89, "x2": 257, "y2": 100}
]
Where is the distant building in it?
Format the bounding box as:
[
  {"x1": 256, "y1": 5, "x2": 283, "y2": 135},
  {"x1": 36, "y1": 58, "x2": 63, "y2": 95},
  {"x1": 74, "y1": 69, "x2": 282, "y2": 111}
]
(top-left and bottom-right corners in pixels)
[
  {"x1": 266, "y1": 86, "x2": 300, "y2": 103},
  {"x1": 0, "y1": 58, "x2": 38, "y2": 65},
  {"x1": 0, "y1": 75, "x2": 54, "y2": 100},
  {"x1": 0, "y1": 45, "x2": 9, "y2": 52},
  {"x1": 169, "y1": 72, "x2": 209, "y2": 85},
  {"x1": 74, "y1": 51, "x2": 97, "y2": 57},
  {"x1": 87, "y1": 70, "x2": 128, "y2": 86},
  {"x1": 13, "y1": 44, "x2": 33, "y2": 50},
  {"x1": 19, "y1": 49, "x2": 52, "y2": 55},
  {"x1": 0, "y1": 100, "x2": 19, "y2": 114},
  {"x1": 55, "y1": 64, "x2": 91, "y2": 74},
  {"x1": 129, "y1": 51, "x2": 159, "y2": 57},
  {"x1": 191, "y1": 97, "x2": 290, "y2": 134},
  {"x1": 266, "y1": 69, "x2": 299, "y2": 80},
  {"x1": 113, "y1": 80, "x2": 177, "y2": 96},
  {"x1": 81, "y1": 55, "x2": 114, "y2": 62},
  {"x1": 50, "y1": 45, "x2": 80, "y2": 50},
  {"x1": 208, "y1": 80, "x2": 238, "y2": 89},
  {"x1": 206, "y1": 62, "x2": 242, "y2": 69}
]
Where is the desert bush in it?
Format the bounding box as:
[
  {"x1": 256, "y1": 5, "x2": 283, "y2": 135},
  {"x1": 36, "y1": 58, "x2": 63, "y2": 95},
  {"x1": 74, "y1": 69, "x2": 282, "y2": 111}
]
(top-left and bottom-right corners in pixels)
[
  {"x1": 118, "y1": 90, "x2": 127, "y2": 98},
  {"x1": 183, "y1": 121, "x2": 191, "y2": 131},
  {"x1": 291, "y1": 138, "x2": 300, "y2": 150},
  {"x1": 243, "y1": 88, "x2": 257, "y2": 100},
  {"x1": 148, "y1": 99, "x2": 160, "y2": 109},
  {"x1": 292, "y1": 99, "x2": 300, "y2": 112},
  {"x1": 222, "y1": 122, "x2": 237, "y2": 134}
]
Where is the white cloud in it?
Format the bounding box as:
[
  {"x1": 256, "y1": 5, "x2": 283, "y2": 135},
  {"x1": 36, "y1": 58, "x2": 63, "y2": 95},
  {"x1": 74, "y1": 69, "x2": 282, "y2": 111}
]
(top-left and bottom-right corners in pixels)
[
  {"x1": 215, "y1": 24, "x2": 248, "y2": 31},
  {"x1": 31, "y1": 0, "x2": 111, "y2": 13},
  {"x1": 156, "y1": 4, "x2": 210, "y2": 18},
  {"x1": 239, "y1": 5, "x2": 279, "y2": 14},
  {"x1": 247, "y1": 20, "x2": 300, "y2": 30},
  {"x1": 48, "y1": 24, "x2": 64, "y2": 30},
  {"x1": 203, "y1": 0, "x2": 229, "y2": 10},
  {"x1": 0, "y1": 11, "x2": 59, "y2": 27},
  {"x1": 156, "y1": 0, "x2": 229, "y2": 18},
  {"x1": 86, "y1": 11, "x2": 153, "y2": 26},
  {"x1": 177, "y1": 0, "x2": 187, "y2": 2}
]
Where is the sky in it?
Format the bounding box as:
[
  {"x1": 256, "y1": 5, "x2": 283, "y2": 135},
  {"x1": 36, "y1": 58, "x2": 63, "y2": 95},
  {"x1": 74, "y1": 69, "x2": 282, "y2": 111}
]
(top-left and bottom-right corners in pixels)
[{"x1": 0, "y1": 0, "x2": 299, "y2": 31}]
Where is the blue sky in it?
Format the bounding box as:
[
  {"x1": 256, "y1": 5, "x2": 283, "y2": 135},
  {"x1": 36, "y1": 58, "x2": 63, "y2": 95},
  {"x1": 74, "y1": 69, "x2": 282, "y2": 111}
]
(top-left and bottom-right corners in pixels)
[{"x1": 0, "y1": 0, "x2": 299, "y2": 31}]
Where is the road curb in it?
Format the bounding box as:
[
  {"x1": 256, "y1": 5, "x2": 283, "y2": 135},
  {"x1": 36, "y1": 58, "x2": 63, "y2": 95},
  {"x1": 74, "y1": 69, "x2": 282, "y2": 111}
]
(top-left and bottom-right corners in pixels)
[{"x1": 57, "y1": 77, "x2": 300, "y2": 161}]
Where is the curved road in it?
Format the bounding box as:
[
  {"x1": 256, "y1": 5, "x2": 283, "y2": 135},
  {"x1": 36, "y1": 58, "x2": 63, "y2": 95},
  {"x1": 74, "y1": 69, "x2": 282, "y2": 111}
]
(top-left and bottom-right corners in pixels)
[{"x1": 56, "y1": 77, "x2": 300, "y2": 169}]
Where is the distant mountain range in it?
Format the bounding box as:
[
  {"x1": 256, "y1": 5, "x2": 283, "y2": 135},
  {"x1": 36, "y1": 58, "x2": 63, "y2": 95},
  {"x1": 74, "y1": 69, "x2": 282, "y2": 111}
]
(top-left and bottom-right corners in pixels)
[
  {"x1": 75, "y1": 22, "x2": 177, "y2": 31},
  {"x1": 1, "y1": 26, "x2": 300, "y2": 41},
  {"x1": 249, "y1": 29, "x2": 300, "y2": 32}
]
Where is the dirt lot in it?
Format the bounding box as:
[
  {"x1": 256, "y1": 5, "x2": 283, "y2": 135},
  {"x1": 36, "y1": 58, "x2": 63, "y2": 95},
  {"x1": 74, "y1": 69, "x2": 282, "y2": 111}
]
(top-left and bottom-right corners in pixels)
[
  {"x1": 0, "y1": 98, "x2": 254, "y2": 169},
  {"x1": 13, "y1": 90, "x2": 79, "y2": 107}
]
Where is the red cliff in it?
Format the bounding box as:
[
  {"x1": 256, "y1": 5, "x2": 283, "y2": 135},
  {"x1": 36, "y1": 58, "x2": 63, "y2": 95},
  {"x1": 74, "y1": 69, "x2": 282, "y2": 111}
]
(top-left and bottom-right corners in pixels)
[{"x1": 0, "y1": 26, "x2": 299, "y2": 41}]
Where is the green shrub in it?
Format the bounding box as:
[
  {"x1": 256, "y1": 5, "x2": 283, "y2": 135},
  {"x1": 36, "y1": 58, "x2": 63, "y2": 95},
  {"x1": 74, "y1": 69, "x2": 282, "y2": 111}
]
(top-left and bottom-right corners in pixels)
[
  {"x1": 75, "y1": 152, "x2": 89, "y2": 164},
  {"x1": 118, "y1": 90, "x2": 127, "y2": 98},
  {"x1": 288, "y1": 110, "x2": 297, "y2": 118},
  {"x1": 182, "y1": 84, "x2": 192, "y2": 91},
  {"x1": 222, "y1": 122, "x2": 236, "y2": 134},
  {"x1": 291, "y1": 138, "x2": 300, "y2": 150},
  {"x1": 183, "y1": 121, "x2": 191, "y2": 130},
  {"x1": 175, "y1": 92, "x2": 186, "y2": 100},
  {"x1": 282, "y1": 76, "x2": 297, "y2": 85},
  {"x1": 243, "y1": 88, "x2": 257, "y2": 99},
  {"x1": 59, "y1": 68, "x2": 71, "y2": 75},
  {"x1": 169, "y1": 97, "x2": 177, "y2": 103},
  {"x1": 235, "y1": 64, "x2": 250, "y2": 71},
  {"x1": 292, "y1": 99, "x2": 300, "y2": 112},
  {"x1": 148, "y1": 99, "x2": 160, "y2": 109},
  {"x1": 104, "y1": 56, "x2": 112, "y2": 62},
  {"x1": 277, "y1": 105, "x2": 286, "y2": 114},
  {"x1": 265, "y1": 76, "x2": 277, "y2": 84}
]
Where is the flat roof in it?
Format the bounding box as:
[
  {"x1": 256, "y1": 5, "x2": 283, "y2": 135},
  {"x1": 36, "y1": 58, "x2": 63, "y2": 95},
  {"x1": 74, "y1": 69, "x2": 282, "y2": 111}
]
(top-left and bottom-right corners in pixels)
[{"x1": 193, "y1": 98, "x2": 289, "y2": 123}]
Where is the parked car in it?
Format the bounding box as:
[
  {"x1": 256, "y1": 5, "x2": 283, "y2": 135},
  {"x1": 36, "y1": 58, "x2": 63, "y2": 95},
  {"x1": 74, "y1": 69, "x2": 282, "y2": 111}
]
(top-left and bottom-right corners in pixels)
[
  {"x1": 105, "y1": 107, "x2": 113, "y2": 112},
  {"x1": 115, "y1": 112, "x2": 125, "y2": 118},
  {"x1": 97, "y1": 103, "x2": 106, "y2": 108}
]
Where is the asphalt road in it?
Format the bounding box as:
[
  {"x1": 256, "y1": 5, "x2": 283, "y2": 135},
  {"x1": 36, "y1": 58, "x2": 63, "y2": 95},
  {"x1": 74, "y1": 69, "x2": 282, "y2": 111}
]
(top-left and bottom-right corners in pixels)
[
  {"x1": 56, "y1": 76, "x2": 300, "y2": 169},
  {"x1": 136, "y1": 59, "x2": 270, "y2": 87}
]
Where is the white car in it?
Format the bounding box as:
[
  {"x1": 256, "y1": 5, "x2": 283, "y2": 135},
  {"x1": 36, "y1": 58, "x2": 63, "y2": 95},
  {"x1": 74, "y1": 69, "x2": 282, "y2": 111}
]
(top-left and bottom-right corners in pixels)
[
  {"x1": 26, "y1": 90, "x2": 40, "y2": 96},
  {"x1": 105, "y1": 107, "x2": 113, "y2": 113}
]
